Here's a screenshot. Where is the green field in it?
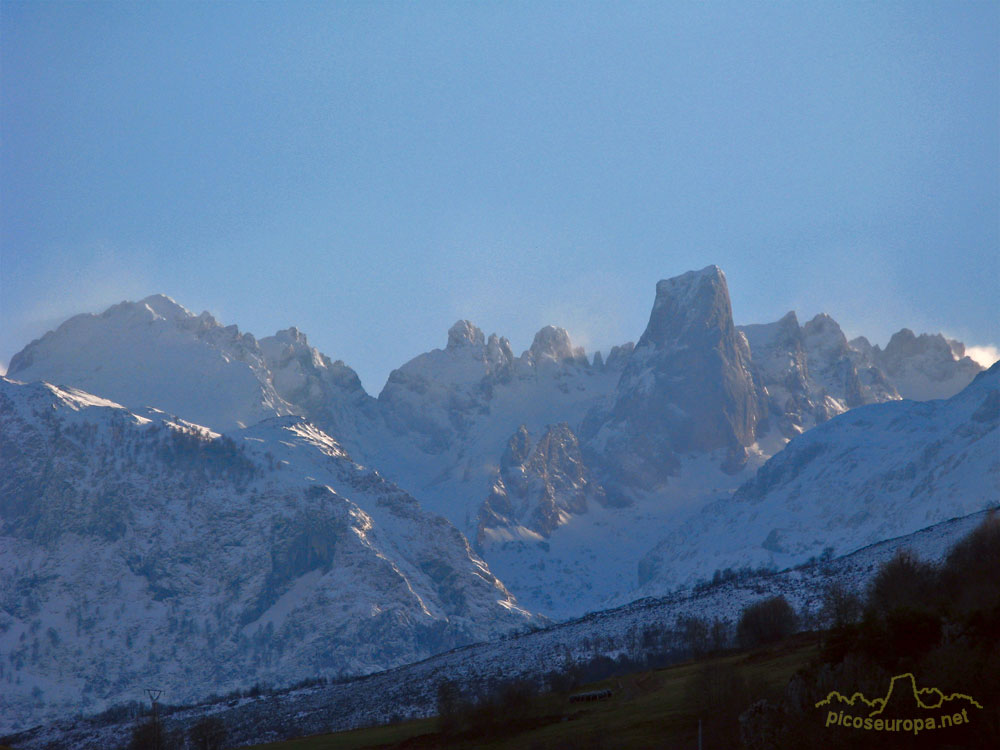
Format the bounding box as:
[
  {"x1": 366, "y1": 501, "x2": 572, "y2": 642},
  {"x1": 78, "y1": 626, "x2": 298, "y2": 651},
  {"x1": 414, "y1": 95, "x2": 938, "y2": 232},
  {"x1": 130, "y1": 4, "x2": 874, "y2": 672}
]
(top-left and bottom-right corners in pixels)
[{"x1": 242, "y1": 633, "x2": 817, "y2": 750}]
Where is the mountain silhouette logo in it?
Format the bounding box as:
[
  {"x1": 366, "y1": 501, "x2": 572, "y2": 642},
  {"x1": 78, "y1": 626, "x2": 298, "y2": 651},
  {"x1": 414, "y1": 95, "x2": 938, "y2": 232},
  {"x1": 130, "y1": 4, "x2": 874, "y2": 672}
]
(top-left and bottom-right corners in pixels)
[{"x1": 816, "y1": 673, "x2": 983, "y2": 735}]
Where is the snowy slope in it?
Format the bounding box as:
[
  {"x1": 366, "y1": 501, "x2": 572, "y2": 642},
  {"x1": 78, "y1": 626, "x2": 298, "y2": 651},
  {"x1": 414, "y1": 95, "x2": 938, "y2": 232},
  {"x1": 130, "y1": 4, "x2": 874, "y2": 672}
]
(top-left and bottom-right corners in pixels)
[
  {"x1": 8, "y1": 508, "x2": 992, "y2": 750},
  {"x1": 636, "y1": 363, "x2": 1000, "y2": 594},
  {"x1": 6, "y1": 296, "x2": 291, "y2": 431},
  {"x1": 0, "y1": 377, "x2": 534, "y2": 735}
]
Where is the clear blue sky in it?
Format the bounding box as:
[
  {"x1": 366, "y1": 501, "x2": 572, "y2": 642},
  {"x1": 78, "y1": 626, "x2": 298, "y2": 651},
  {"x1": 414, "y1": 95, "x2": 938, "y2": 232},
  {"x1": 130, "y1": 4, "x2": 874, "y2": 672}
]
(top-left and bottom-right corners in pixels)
[{"x1": 2, "y1": 1, "x2": 997, "y2": 391}]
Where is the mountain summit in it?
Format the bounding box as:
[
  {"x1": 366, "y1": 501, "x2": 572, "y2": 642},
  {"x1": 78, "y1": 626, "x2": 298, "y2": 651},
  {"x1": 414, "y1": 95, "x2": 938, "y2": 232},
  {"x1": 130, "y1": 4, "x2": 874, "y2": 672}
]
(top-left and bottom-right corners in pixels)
[
  {"x1": 3, "y1": 270, "x2": 989, "y2": 624},
  {"x1": 865, "y1": 328, "x2": 984, "y2": 401},
  {"x1": 6, "y1": 295, "x2": 290, "y2": 430},
  {"x1": 589, "y1": 266, "x2": 763, "y2": 486}
]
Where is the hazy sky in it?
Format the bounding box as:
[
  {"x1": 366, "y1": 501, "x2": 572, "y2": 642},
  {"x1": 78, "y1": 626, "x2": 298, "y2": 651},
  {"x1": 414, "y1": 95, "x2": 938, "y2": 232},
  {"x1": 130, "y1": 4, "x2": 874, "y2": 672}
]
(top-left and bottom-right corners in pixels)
[{"x1": 2, "y1": 1, "x2": 997, "y2": 391}]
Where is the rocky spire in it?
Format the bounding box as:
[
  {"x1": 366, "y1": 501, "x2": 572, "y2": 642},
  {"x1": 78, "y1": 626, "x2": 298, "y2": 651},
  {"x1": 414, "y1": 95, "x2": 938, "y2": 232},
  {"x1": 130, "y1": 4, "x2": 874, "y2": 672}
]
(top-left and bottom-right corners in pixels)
[
  {"x1": 446, "y1": 320, "x2": 485, "y2": 351},
  {"x1": 593, "y1": 266, "x2": 763, "y2": 485},
  {"x1": 525, "y1": 325, "x2": 587, "y2": 366}
]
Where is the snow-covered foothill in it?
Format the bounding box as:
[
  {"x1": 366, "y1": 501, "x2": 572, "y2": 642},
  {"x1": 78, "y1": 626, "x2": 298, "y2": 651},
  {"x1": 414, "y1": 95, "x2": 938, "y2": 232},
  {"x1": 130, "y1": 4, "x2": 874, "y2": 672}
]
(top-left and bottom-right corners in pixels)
[
  {"x1": 636, "y1": 363, "x2": 999, "y2": 594},
  {"x1": 0, "y1": 377, "x2": 535, "y2": 735}
]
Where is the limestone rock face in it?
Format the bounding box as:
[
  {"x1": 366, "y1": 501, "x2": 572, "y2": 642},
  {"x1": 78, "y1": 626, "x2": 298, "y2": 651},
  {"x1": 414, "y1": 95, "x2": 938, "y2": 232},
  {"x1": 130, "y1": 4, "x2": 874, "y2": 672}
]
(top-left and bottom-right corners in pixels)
[
  {"x1": 740, "y1": 311, "x2": 899, "y2": 438},
  {"x1": 477, "y1": 423, "x2": 607, "y2": 545},
  {"x1": 800, "y1": 313, "x2": 896, "y2": 409},
  {"x1": 588, "y1": 266, "x2": 764, "y2": 487},
  {"x1": 258, "y1": 327, "x2": 378, "y2": 458},
  {"x1": 525, "y1": 326, "x2": 588, "y2": 369}
]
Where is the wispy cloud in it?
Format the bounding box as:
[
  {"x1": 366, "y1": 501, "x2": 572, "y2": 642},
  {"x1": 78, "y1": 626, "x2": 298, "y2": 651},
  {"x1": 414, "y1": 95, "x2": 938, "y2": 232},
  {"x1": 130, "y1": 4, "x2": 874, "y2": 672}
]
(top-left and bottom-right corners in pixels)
[
  {"x1": 19, "y1": 245, "x2": 154, "y2": 327},
  {"x1": 536, "y1": 270, "x2": 636, "y2": 356},
  {"x1": 966, "y1": 345, "x2": 1000, "y2": 368},
  {"x1": 2, "y1": 244, "x2": 157, "y2": 364}
]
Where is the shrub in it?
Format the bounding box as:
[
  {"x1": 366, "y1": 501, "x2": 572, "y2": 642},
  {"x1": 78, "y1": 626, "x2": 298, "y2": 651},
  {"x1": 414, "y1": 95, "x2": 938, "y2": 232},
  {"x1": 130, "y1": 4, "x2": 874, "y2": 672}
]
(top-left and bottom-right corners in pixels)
[
  {"x1": 436, "y1": 679, "x2": 462, "y2": 735},
  {"x1": 819, "y1": 582, "x2": 862, "y2": 629},
  {"x1": 742, "y1": 516, "x2": 1000, "y2": 750},
  {"x1": 677, "y1": 615, "x2": 710, "y2": 657},
  {"x1": 938, "y1": 511, "x2": 1000, "y2": 636},
  {"x1": 188, "y1": 716, "x2": 227, "y2": 750},
  {"x1": 127, "y1": 717, "x2": 180, "y2": 750},
  {"x1": 865, "y1": 549, "x2": 935, "y2": 616},
  {"x1": 737, "y1": 596, "x2": 797, "y2": 649}
]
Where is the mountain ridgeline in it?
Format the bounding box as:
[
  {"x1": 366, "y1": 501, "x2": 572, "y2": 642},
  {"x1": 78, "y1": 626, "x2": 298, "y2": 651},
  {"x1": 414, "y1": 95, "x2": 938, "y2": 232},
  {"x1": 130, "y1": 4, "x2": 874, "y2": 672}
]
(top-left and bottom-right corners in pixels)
[{"x1": 2, "y1": 265, "x2": 995, "y2": 735}]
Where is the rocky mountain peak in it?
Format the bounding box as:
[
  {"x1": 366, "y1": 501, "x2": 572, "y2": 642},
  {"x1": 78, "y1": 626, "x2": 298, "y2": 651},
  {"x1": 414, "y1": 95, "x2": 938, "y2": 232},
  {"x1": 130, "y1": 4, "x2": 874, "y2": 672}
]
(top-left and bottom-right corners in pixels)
[
  {"x1": 881, "y1": 328, "x2": 959, "y2": 362},
  {"x1": 740, "y1": 311, "x2": 803, "y2": 359},
  {"x1": 642, "y1": 264, "x2": 731, "y2": 347},
  {"x1": 872, "y1": 328, "x2": 984, "y2": 401},
  {"x1": 135, "y1": 293, "x2": 193, "y2": 321},
  {"x1": 447, "y1": 320, "x2": 485, "y2": 351},
  {"x1": 593, "y1": 266, "x2": 762, "y2": 485},
  {"x1": 525, "y1": 326, "x2": 586, "y2": 366},
  {"x1": 478, "y1": 422, "x2": 606, "y2": 545},
  {"x1": 773, "y1": 310, "x2": 801, "y2": 337},
  {"x1": 501, "y1": 424, "x2": 532, "y2": 470},
  {"x1": 269, "y1": 326, "x2": 310, "y2": 347},
  {"x1": 604, "y1": 342, "x2": 635, "y2": 371},
  {"x1": 801, "y1": 313, "x2": 849, "y2": 356},
  {"x1": 740, "y1": 310, "x2": 898, "y2": 436},
  {"x1": 849, "y1": 335, "x2": 874, "y2": 358},
  {"x1": 528, "y1": 325, "x2": 571, "y2": 360},
  {"x1": 485, "y1": 333, "x2": 515, "y2": 374}
]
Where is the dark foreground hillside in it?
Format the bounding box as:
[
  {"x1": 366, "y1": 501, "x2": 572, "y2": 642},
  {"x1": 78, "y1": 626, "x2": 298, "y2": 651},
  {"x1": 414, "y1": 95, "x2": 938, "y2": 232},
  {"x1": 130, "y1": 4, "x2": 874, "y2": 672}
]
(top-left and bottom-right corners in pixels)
[
  {"x1": 242, "y1": 634, "x2": 817, "y2": 750},
  {"x1": 242, "y1": 513, "x2": 1000, "y2": 750},
  {"x1": 739, "y1": 512, "x2": 1000, "y2": 749}
]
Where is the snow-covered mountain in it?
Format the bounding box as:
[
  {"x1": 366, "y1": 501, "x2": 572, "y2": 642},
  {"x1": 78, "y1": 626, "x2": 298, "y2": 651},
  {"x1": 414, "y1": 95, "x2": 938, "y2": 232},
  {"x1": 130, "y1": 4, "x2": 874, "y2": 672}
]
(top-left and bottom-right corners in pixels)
[
  {"x1": 853, "y1": 328, "x2": 984, "y2": 401},
  {"x1": 3, "y1": 266, "x2": 995, "y2": 737},
  {"x1": 739, "y1": 311, "x2": 899, "y2": 438},
  {"x1": 4, "y1": 271, "x2": 991, "y2": 623},
  {"x1": 6, "y1": 295, "x2": 292, "y2": 431},
  {"x1": 587, "y1": 266, "x2": 765, "y2": 485},
  {"x1": 366, "y1": 320, "x2": 622, "y2": 523},
  {"x1": 636, "y1": 362, "x2": 999, "y2": 594},
  {"x1": 5, "y1": 296, "x2": 382, "y2": 460},
  {"x1": 0, "y1": 377, "x2": 534, "y2": 734}
]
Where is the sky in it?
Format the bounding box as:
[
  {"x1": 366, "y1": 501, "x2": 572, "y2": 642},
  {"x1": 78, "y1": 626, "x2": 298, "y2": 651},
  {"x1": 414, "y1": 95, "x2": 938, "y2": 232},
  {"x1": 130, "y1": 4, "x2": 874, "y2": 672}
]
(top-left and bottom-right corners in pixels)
[{"x1": 2, "y1": 1, "x2": 997, "y2": 392}]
